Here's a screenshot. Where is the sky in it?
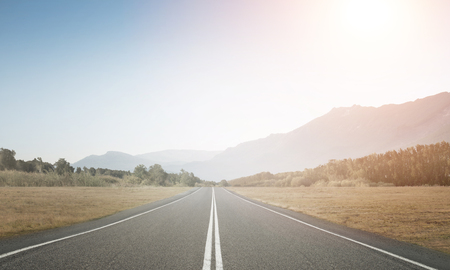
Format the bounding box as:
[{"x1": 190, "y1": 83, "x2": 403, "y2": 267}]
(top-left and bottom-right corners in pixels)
[{"x1": 1, "y1": 0, "x2": 450, "y2": 164}]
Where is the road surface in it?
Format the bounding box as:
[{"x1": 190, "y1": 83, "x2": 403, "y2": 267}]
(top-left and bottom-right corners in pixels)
[{"x1": 1, "y1": 187, "x2": 449, "y2": 269}]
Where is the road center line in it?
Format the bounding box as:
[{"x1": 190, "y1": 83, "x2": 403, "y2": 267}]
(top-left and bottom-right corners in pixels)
[
  {"x1": 223, "y1": 188, "x2": 436, "y2": 270},
  {"x1": 0, "y1": 187, "x2": 202, "y2": 260},
  {"x1": 202, "y1": 189, "x2": 214, "y2": 270},
  {"x1": 213, "y1": 189, "x2": 223, "y2": 269},
  {"x1": 203, "y1": 188, "x2": 223, "y2": 270}
]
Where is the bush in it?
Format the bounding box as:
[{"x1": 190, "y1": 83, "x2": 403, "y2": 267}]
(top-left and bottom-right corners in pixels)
[{"x1": 0, "y1": 170, "x2": 124, "y2": 187}]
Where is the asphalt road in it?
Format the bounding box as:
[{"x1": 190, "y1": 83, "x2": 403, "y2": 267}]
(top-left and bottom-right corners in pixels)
[{"x1": 1, "y1": 187, "x2": 449, "y2": 269}]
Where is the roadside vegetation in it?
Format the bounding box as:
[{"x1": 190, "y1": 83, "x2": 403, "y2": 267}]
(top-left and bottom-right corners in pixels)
[
  {"x1": 229, "y1": 141, "x2": 450, "y2": 187},
  {"x1": 0, "y1": 186, "x2": 191, "y2": 238},
  {"x1": 0, "y1": 148, "x2": 229, "y2": 238},
  {"x1": 0, "y1": 148, "x2": 229, "y2": 187},
  {"x1": 227, "y1": 141, "x2": 450, "y2": 254}
]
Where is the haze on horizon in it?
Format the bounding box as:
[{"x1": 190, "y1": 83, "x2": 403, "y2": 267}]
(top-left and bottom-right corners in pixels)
[{"x1": 1, "y1": 0, "x2": 450, "y2": 164}]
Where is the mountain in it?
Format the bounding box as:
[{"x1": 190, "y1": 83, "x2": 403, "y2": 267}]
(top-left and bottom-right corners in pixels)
[
  {"x1": 180, "y1": 92, "x2": 450, "y2": 181},
  {"x1": 72, "y1": 150, "x2": 221, "y2": 172},
  {"x1": 135, "y1": 150, "x2": 222, "y2": 166},
  {"x1": 72, "y1": 151, "x2": 149, "y2": 171}
]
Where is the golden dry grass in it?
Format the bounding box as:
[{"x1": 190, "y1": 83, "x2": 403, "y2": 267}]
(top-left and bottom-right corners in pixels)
[
  {"x1": 227, "y1": 186, "x2": 450, "y2": 254},
  {"x1": 0, "y1": 186, "x2": 191, "y2": 238}
]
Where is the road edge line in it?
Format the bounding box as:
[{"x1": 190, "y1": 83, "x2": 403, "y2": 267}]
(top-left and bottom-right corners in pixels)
[
  {"x1": 223, "y1": 188, "x2": 437, "y2": 270},
  {"x1": 0, "y1": 187, "x2": 202, "y2": 260}
]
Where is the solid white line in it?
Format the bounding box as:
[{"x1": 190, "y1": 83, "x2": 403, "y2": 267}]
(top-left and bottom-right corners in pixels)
[
  {"x1": 202, "y1": 188, "x2": 224, "y2": 270},
  {"x1": 0, "y1": 188, "x2": 202, "y2": 260},
  {"x1": 202, "y1": 189, "x2": 214, "y2": 270},
  {"x1": 214, "y1": 188, "x2": 223, "y2": 270},
  {"x1": 223, "y1": 188, "x2": 437, "y2": 270}
]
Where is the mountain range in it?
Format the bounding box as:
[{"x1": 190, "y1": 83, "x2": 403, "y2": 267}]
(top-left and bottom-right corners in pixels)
[
  {"x1": 72, "y1": 150, "x2": 221, "y2": 172},
  {"x1": 73, "y1": 92, "x2": 450, "y2": 181}
]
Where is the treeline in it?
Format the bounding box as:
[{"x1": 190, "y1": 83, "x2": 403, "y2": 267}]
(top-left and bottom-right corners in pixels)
[
  {"x1": 0, "y1": 148, "x2": 129, "y2": 178},
  {"x1": 130, "y1": 164, "x2": 202, "y2": 187},
  {"x1": 0, "y1": 148, "x2": 223, "y2": 187},
  {"x1": 229, "y1": 141, "x2": 450, "y2": 187},
  {"x1": 130, "y1": 164, "x2": 229, "y2": 187}
]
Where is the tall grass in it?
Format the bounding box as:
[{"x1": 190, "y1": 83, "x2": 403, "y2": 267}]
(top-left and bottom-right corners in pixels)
[
  {"x1": 230, "y1": 174, "x2": 393, "y2": 188},
  {"x1": 0, "y1": 170, "x2": 125, "y2": 187},
  {"x1": 0, "y1": 186, "x2": 192, "y2": 238}
]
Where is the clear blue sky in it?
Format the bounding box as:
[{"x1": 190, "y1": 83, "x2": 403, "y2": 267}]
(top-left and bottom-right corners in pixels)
[{"x1": 1, "y1": 0, "x2": 450, "y2": 164}]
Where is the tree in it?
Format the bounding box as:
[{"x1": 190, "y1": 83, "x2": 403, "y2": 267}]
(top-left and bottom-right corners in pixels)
[
  {"x1": 0, "y1": 148, "x2": 17, "y2": 170},
  {"x1": 88, "y1": 167, "x2": 96, "y2": 176},
  {"x1": 148, "y1": 164, "x2": 168, "y2": 186},
  {"x1": 133, "y1": 164, "x2": 148, "y2": 180},
  {"x1": 35, "y1": 157, "x2": 44, "y2": 173},
  {"x1": 41, "y1": 160, "x2": 54, "y2": 173},
  {"x1": 218, "y1": 180, "x2": 229, "y2": 187},
  {"x1": 179, "y1": 169, "x2": 200, "y2": 187},
  {"x1": 54, "y1": 158, "x2": 74, "y2": 175},
  {"x1": 16, "y1": 160, "x2": 35, "y2": 172}
]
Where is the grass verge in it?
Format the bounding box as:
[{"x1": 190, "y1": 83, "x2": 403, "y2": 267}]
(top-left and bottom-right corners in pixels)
[
  {"x1": 0, "y1": 186, "x2": 191, "y2": 239},
  {"x1": 227, "y1": 186, "x2": 450, "y2": 254}
]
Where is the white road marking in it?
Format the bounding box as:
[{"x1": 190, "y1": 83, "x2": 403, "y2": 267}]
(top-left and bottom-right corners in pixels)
[
  {"x1": 223, "y1": 188, "x2": 437, "y2": 270},
  {"x1": 202, "y1": 190, "x2": 214, "y2": 270},
  {"x1": 203, "y1": 188, "x2": 223, "y2": 270},
  {"x1": 0, "y1": 188, "x2": 203, "y2": 260},
  {"x1": 214, "y1": 189, "x2": 223, "y2": 270}
]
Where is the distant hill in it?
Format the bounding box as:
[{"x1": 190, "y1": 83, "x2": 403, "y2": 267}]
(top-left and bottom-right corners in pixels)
[
  {"x1": 72, "y1": 151, "x2": 149, "y2": 171},
  {"x1": 180, "y1": 92, "x2": 450, "y2": 181},
  {"x1": 135, "y1": 150, "x2": 222, "y2": 165},
  {"x1": 72, "y1": 150, "x2": 221, "y2": 172}
]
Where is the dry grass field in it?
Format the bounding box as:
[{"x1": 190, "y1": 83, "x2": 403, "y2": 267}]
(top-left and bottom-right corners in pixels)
[
  {"x1": 227, "y1": 186, "x2": 450, "y2": 254},
  {"x1": 0, "y1": 186, "x2": 191, "y2": 238}
]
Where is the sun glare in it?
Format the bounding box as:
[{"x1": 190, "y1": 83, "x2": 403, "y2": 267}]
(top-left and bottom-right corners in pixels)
[{"x1": 343, "y1": 0, "x2": 393, "y2": 34}]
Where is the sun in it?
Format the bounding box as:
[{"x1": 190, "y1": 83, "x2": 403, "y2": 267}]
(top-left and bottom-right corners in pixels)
[{"x1": 343, "y1": 0, "x2": 393, "y2": 34}]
